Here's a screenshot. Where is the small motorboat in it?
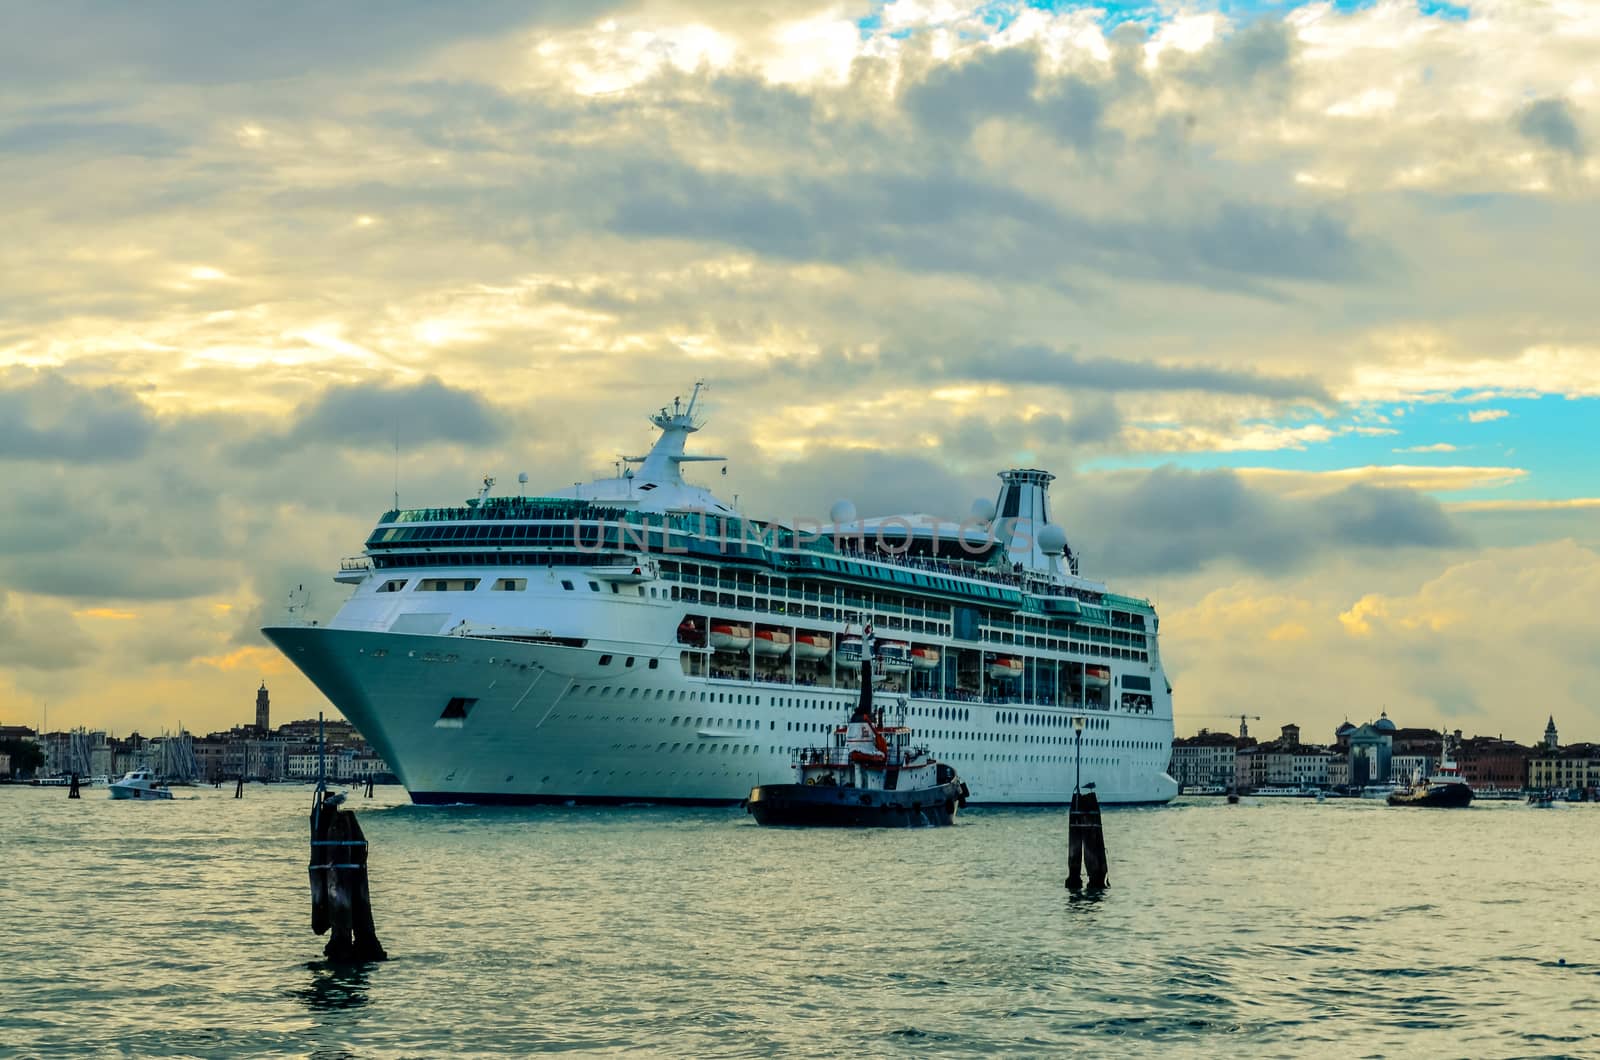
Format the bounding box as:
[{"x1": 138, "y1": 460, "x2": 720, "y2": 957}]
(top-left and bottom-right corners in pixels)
[
  {"x1": 1528, "y1": 791, "x2": 1555, "y2": 808},
  {"x1": 109, "y1": 769, "x2": 174, "y2": 800}
]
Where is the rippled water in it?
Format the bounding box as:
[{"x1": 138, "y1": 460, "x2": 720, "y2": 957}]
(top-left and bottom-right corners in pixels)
[{"x1": 4, "y1": 786, "x2": 1597, "y2": 1057}]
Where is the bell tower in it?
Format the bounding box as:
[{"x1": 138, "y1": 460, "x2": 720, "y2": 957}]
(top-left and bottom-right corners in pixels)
[
  {"x1": 1544, "y1": 715, "x2": 1558, "y2": 750},
  {"x1": 255, "y1": 682, "x2": 271, "y2": 735}
]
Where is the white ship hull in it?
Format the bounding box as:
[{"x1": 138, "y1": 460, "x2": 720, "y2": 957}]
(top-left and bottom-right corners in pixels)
[{"x1": 265, "y1": 625, "x2": 1178, "y2": 806}]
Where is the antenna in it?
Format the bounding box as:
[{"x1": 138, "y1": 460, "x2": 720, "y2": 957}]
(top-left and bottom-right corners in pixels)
[
  {"x1": 393, "y1": 421, "x2": 400, "y2": 511},
  {"x1": 517, "y1": 472, "x2": 528, "y2": 497}
]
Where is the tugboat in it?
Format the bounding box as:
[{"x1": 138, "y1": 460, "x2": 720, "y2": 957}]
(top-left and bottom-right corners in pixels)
[
  {"x1": 1387, "y1": 757, "x2": 1473, "y2": 808},
  {"x1": 747, "y1": 626, "x2": 969, "y2": 827}
]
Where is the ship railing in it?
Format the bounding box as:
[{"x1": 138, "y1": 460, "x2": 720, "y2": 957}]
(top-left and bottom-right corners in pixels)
[{"x1": 339, "y1": 556, "x2": 373, "y2": 571}]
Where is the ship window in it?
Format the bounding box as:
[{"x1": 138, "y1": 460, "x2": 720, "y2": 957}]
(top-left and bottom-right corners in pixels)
[
  {"x1": 649, "y1": 659, "x2": 659, "y2": 669},
  {"x1": 378, "y1": 579, "x2": 407, "y2": 593},
  {"x1": 589, "y1": 581, "x2": 600, "y2": 592},
  {"x1": 562, "y1": 580, "x2": 574, "y2": 590},
  {"x1": 493, "y1": 578, "x2": 527, "y2": 591},
  {"x1": 625, "y1": 657, "x2": 635, "y2": 667},
  {"x1": 599, "y1": 654, "x2": 613, "y2": 666}
]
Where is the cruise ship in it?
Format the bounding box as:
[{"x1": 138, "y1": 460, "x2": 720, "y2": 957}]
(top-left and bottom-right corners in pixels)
[{"x1": 264, "y1": 386, "x2": 1178, "y2": 806}]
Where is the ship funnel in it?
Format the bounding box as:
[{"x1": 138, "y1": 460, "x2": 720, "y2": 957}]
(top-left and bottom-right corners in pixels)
[{"x1": 994, "y1": 469, "x2": 1057, "y2": 575}]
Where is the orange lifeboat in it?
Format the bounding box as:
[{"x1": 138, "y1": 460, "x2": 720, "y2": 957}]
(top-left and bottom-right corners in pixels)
[
  {"x1": 988, "y1": 656, "x2": 1024, "y2": 681},
  {"x1": 1084, "y1": 664, "x2": 1111, "y2": 689},
  {"x1": 753, "y1": 628, "x2": 792, "y2": 657},
  {"x1": 792, "y1": 632, "x2": 832, "y2": 660},
  {"x1": 909, "y1": 645, "x2": 940, "y2": 670},
  {"x1": 709, "y1": 622, "x2": 752, "y2": 651}
]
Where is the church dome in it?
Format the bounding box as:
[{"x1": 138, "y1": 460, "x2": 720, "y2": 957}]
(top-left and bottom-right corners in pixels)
[
  {"x1": 1373, "y1": 712, "x2": 1397, "y2": 733},
  {"x1": 1336, "y1": 721, "x2": 1356, "y2": 736}
]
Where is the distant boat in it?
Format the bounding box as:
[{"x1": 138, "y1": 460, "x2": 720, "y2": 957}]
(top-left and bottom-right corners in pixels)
[
  {"x1": 1388, "y1": 760, "x2": 1472, "y2": 808},
  {"x1": 1527, "y1": 791, "x2": 1555, "y2": 808},
  {"x1": 109, "y1": 769, "x2": 174, "y2": 801}
]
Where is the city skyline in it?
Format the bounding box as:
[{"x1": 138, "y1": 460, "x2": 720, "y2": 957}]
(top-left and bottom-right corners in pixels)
[{"x1": 3, "y1": 0, "x2": 1598, "y2": 739}]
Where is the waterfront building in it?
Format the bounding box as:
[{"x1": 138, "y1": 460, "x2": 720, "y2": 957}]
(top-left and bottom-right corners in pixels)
[
  {"x1": 1454, "y1": 734, "x2": 1530, "y2": 791},
  {"x1": 1232, "y1": 724, "x2": 1331, "y2": 790},
  {"x1": 1328, "y1": 755, "x2": 1349, "y2": 788},
  {"x1": 1526, "y1": 743, "x2": 1600, "y2": 793},
  {"x1": 0, "y1": 751, "x2": 10, "y2": 777},
  {"x1": 1346, "y1": 714, "x2": 1396, "y2": 786},
  {"x1": 1170, "y1": 729, "x2": 1252, "y2": 788}
]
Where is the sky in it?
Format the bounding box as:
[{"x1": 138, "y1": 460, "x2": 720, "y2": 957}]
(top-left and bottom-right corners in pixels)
[{"x1": 2, "y1": 0, "x2": 1597, "y2": 746}]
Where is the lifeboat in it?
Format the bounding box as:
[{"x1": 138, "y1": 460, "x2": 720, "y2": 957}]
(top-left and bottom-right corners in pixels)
[
  {"x1": 709, "y1": 622, "x2": 752, "y2": 652},
  {"x1": 909, "y1": 645, "x2": 940, "y2": 670},
  {"x1": 988, "y1": 656, "x2": 1024, "y2": 681},
  {"x1": 793, "y1": 632, "x2": 832, "y2": 660},
  {"x1": 1084, "y1": 664, "x2": 1111, "y2": 689},
  {"x1": 676, "y1": 618, "x2": 704, "y2": 645},
  {"x1": 837, "y1": 635, "x2": 864, "y2": 663},
  {"x1": 876, "y1": 640, "x2": 911, "y2": 671},
  {"x1": 753, "y1": 628, "x2": 792, "y2": 657}
]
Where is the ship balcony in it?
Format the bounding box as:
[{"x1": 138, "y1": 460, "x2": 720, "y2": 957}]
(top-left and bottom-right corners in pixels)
[{"x1": 334, "y1": 556, "x2": 373, "y2": 584}]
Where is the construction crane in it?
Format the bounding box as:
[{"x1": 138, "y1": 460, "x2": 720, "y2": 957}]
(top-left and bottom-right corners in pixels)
[{"x1": 1185, "y1": 713, "x2": 1262, "y2": 738}]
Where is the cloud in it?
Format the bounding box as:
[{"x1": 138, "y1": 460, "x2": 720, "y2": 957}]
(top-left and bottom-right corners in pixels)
[
  {"x1": 0, "y1": 371, "x2": 158, "y2": 462},
  {"x1": 0, "y1": 592, "x2": 91, "y2": 672},
  {"x1": 1236, "y1": 464, "x2": 1526, "y2": 496},
  {"x1": 3, "y1": 0, "x2": 1600, "y2": 741},
  {"x1": 1468, "y1": 408, "x2": 1509, "y2": 423},
  {"x1": 1515, "y1": 97, "x2": 1586, "y2": 158},
  {"x1": 1070, "y1": 467, "x2": 1466, "y2": 578},
  {"x1": 287, "y1": 377, "x2": 506, "y2": 449},
  {"x1": 1393, "y1": 442, "x2": 1457, "y2": 453},
  {"x1": 1167, "y1": 540, "x2": 1600, "y2": 739}
]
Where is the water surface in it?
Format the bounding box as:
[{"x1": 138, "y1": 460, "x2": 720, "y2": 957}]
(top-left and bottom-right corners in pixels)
[{"x1": 4, "y1": 787, "x2": 1596, "y2": 1057}]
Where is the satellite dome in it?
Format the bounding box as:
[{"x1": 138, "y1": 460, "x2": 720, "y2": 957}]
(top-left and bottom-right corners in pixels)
[
  {"x1": 1373, "y1": 712, "x2": 1397, "y2": 733},
  {"x1": 970, "y1": 497, "x2": 996, "y2": 524},
  {"x1": 1037, "y1": 523, "x2": 1068, "y2": 555},
  {"x1": 829, "y1": 499, "x2": 857, "y2": 526}
]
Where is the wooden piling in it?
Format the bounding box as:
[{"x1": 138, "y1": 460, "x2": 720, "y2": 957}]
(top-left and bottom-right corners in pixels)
[
  {"x1": 68, "y1": 774, "x2": 81, "y2": 799},
  {"x1": 1065, "y1": 791, "x2": 1108, "y2": 890},
  {"x1": 309, "y1": 790, "x2": 386, "y2": 963},
  {"x1": 235, "y1": 777, "x2": 244, "y2": 798}
]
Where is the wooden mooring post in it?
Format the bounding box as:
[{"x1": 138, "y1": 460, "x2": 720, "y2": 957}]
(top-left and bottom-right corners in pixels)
[
  {"x1": 1065, "y1": 789, "x2": 1108, "y2": 891},
  {"x1": 308, "y1": 712, "x2": 385, "y2": 963},
  {"x1": 68, "y1": 774, "x2": 81, "y2": 799}
]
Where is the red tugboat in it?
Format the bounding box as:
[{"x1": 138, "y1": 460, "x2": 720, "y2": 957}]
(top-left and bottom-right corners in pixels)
[{"x1": 746, "y1": 626, "x2": 969, "y2": 827}]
